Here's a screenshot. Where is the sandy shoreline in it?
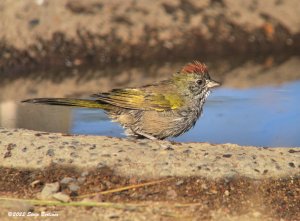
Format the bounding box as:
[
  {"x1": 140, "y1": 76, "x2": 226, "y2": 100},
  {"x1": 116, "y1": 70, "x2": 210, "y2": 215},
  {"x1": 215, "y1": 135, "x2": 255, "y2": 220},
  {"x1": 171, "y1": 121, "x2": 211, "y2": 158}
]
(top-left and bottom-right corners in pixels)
[{"x1": 1, "y1": 127, "x2": 299, "y2": 179}]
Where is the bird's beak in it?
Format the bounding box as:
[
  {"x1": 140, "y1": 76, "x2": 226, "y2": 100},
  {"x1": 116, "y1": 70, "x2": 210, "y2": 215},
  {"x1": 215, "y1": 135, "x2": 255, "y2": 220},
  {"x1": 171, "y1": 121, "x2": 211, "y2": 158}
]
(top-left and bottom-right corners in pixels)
[{"x1": 207, "y1": 79, "x2": 221, "y2": 88}]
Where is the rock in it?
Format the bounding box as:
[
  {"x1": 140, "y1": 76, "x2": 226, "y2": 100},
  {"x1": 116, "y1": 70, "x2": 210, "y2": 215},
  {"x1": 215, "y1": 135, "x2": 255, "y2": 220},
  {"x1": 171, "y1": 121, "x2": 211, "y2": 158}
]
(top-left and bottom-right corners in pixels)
[
  {"x1": 60, "y1": 177, "x2": 75, "y2": 184},
  {"x1": 40, "y1": 182, "x2": 60, "y2": 200},
  {"x1": 69, "y1": 183, "x2": 80, "y2": 192},
  {"x1": 175, "y1": 180, "x2": 184, "y2": 186},
  {"x1": 224, "y1": 190, "x2": 230, "y2": 196},
  {"x1": 52, "y1": 192, "x2": 71, "y2": 202},
  {"x1": 46, "y1": 149, "x2": 55, "y2": 157}
]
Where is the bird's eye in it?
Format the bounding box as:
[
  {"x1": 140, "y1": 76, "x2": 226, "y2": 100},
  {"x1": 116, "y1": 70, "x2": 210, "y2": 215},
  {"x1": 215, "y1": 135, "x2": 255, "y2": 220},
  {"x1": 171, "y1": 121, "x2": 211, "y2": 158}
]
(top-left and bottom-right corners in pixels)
[{"x1": 196, "y1": 79, "x2": 203, "y2": 85}]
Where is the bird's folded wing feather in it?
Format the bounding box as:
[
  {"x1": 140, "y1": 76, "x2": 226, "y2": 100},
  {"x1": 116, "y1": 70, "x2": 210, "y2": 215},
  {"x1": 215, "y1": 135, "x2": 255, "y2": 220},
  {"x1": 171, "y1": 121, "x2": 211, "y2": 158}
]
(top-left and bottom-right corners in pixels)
[{"x1": 92, "y1": 88, "x2": 184, "y2": 111}]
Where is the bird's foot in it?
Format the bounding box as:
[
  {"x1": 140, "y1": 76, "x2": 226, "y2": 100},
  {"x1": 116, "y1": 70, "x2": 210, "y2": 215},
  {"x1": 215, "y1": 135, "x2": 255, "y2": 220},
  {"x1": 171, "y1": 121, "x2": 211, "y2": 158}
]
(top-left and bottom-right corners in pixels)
[
  {"x1": 131, "y1": 131, "x2": 172, "y2": 150},
  {"x1": 134, "y1": 131, "x2": 158, "y2": 140}
]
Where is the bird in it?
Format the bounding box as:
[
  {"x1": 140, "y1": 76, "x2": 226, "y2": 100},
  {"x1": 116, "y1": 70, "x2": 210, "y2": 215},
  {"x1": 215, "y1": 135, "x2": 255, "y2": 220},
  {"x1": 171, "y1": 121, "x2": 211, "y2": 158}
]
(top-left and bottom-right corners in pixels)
[{"x1": 22, "y1": 61, "x2": 220, "y2": 140}]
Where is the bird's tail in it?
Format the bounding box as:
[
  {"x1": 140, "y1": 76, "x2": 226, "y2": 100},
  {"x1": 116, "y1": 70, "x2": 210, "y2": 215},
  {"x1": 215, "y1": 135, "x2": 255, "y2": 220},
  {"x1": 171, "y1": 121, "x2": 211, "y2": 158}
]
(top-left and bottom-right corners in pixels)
[{"x1": 22, "y1": 98, "x2": 111, "y2": 110}]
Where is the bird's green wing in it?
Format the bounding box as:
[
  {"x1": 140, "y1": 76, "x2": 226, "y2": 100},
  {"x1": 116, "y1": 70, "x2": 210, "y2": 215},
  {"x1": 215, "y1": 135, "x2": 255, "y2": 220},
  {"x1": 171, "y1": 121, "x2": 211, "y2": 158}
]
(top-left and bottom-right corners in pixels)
[{"x1": 92, "y1": 88, "x2": 184, "y2": 111}]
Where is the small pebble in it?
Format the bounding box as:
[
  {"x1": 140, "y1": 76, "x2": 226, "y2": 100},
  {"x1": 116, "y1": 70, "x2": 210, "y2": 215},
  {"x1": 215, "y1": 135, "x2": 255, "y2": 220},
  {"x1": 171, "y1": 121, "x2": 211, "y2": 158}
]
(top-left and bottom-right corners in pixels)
[
  {"x1": 89, "y1": 144, "x2": 96, "y2": 150},
  {"x1": 224, "y1": 190, "x2": 230, "y2": 196},
  {"x1": 96, "y1": 163, "x2": 106, "y2": 169},
  {"x1": 52, "y1": 192, "x2": 71, "y2": 202},
  {"x1": 69, "y1": 183, "x2": 80, "y2": 192},
  {"x1": 165, "y1": 146, "x2": 174, "y2": 151},
  {"x1": 46, "y1": 149, "x2": 55, "y2": 157},
  {"x1": 288, "y1": 149, "x2": 299, "y2": 153},
  {"x1": 60, "y1": 177, "x2": 75, "y2": 184},
  {"x1": 4, "y1": 151, "x2": 12, "y2": 158},
  {"x1": 29, "y1": 18, "x2": 40, "y2": 27},
  {"x1": 41, "y1": 182, "x2": 60, "y2": 199},
  {"x1": 288, "y1": 162, "x2": 295, "y2": 168},
  {"x1": 7, "y1": 143, "x2": 16, "y2": 150},
  {"x1": 70, "y1": 152, "x2": 78, "y2": 158},
  {"x1": 176, "y1": 180, "x2": 184, "y2": 186},
  {"x1": 183, "y1": 149, "x2": 191, "y2": 154}
]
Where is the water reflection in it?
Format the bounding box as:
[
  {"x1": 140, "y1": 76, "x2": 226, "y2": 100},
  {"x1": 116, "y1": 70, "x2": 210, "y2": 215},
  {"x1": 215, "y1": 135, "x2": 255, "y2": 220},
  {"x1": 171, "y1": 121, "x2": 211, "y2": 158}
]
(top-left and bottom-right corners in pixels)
[
  {"x1": 0, "y1": 103, "x2": 72, "y2": 133},
  {"x1": 0, "y1": 101, "x2": 17, "y2": 128},
  {"x1": 1, "y1": 56, "x2": 300, "y2": 147},
  {"x1": 1, "y1": 55, "x2": 300, "y2": 102}
]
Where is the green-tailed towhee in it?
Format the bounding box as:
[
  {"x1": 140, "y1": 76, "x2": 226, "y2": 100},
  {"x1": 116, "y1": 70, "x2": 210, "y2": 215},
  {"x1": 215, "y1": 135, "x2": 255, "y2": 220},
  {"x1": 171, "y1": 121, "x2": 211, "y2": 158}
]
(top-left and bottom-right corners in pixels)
[{"x1": 22, "y1": 61, "x2": 220, "y2": 139}]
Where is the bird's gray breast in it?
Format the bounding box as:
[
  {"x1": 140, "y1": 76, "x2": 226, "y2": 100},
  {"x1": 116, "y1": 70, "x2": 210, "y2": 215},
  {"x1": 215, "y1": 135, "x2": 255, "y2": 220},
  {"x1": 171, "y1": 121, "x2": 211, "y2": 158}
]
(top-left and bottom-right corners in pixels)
[{"x1": 172, "y1": 89, "x2": 209, "y2": 137}]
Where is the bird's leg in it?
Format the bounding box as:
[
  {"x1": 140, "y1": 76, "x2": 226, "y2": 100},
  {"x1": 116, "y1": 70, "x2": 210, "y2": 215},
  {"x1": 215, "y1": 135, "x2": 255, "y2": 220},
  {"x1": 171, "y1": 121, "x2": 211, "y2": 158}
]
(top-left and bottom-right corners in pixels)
[
  {"x1": 134, "y1": 131, "x2": 172, "y2": 149},
  {"x1": 134, "y1": 131, "x2": 158, "y2": 140}
]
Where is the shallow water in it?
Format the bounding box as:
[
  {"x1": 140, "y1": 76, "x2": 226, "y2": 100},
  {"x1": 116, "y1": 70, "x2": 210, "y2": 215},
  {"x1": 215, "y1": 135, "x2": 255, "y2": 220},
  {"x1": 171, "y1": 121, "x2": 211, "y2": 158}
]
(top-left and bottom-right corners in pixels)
[
  {"x1": 1, "y1": 56, "x2": 300, "y2": 147},
  {"x1": 72, "y1": 81, "x2": 300, "y2": 146}
]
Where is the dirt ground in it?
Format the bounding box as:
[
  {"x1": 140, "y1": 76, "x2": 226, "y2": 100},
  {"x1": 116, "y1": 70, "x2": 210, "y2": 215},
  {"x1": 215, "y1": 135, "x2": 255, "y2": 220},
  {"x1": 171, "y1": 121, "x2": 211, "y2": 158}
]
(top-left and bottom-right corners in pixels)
[
  {"x1": 0, "y1": 128, "x2": 299, "y2": 221},
  {"x1": 1, "y1": 0, "x2": 300, "y2": 71},
  {"x1": 0, "y1": 166, "x2": 299, "y2": 221}
]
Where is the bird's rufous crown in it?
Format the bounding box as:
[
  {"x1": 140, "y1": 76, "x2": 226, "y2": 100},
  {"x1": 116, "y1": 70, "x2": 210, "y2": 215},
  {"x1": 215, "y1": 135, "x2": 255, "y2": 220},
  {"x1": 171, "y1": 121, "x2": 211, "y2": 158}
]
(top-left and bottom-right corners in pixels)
[{"x1": 181, "y1": 61, "x2": 208, "y2": 74}]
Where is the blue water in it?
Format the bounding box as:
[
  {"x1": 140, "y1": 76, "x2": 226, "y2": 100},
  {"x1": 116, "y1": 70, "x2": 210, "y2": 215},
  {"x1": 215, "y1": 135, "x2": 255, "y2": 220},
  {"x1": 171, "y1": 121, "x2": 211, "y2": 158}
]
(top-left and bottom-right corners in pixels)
[{"x1": 70, "y1": 80, "x2": 300, "y2": 147}]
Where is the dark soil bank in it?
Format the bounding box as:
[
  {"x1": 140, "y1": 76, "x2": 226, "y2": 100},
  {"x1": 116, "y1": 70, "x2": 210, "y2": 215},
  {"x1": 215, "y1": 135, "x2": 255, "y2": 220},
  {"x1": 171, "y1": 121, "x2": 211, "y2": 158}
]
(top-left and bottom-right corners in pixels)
[
  {"x1": 1, "y1": 0, "x2": 300, "y2": 71},
  {"x1": 0, "y1": 166, "x2": 299, "y2": 221}
]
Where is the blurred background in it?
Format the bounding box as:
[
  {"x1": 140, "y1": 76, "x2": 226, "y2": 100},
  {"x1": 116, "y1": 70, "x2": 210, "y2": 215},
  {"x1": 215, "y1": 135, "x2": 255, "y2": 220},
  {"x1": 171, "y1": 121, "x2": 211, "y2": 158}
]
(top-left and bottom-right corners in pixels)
[{"x1": 0, "y1": 0, "x2": 300, "y2": 146}]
